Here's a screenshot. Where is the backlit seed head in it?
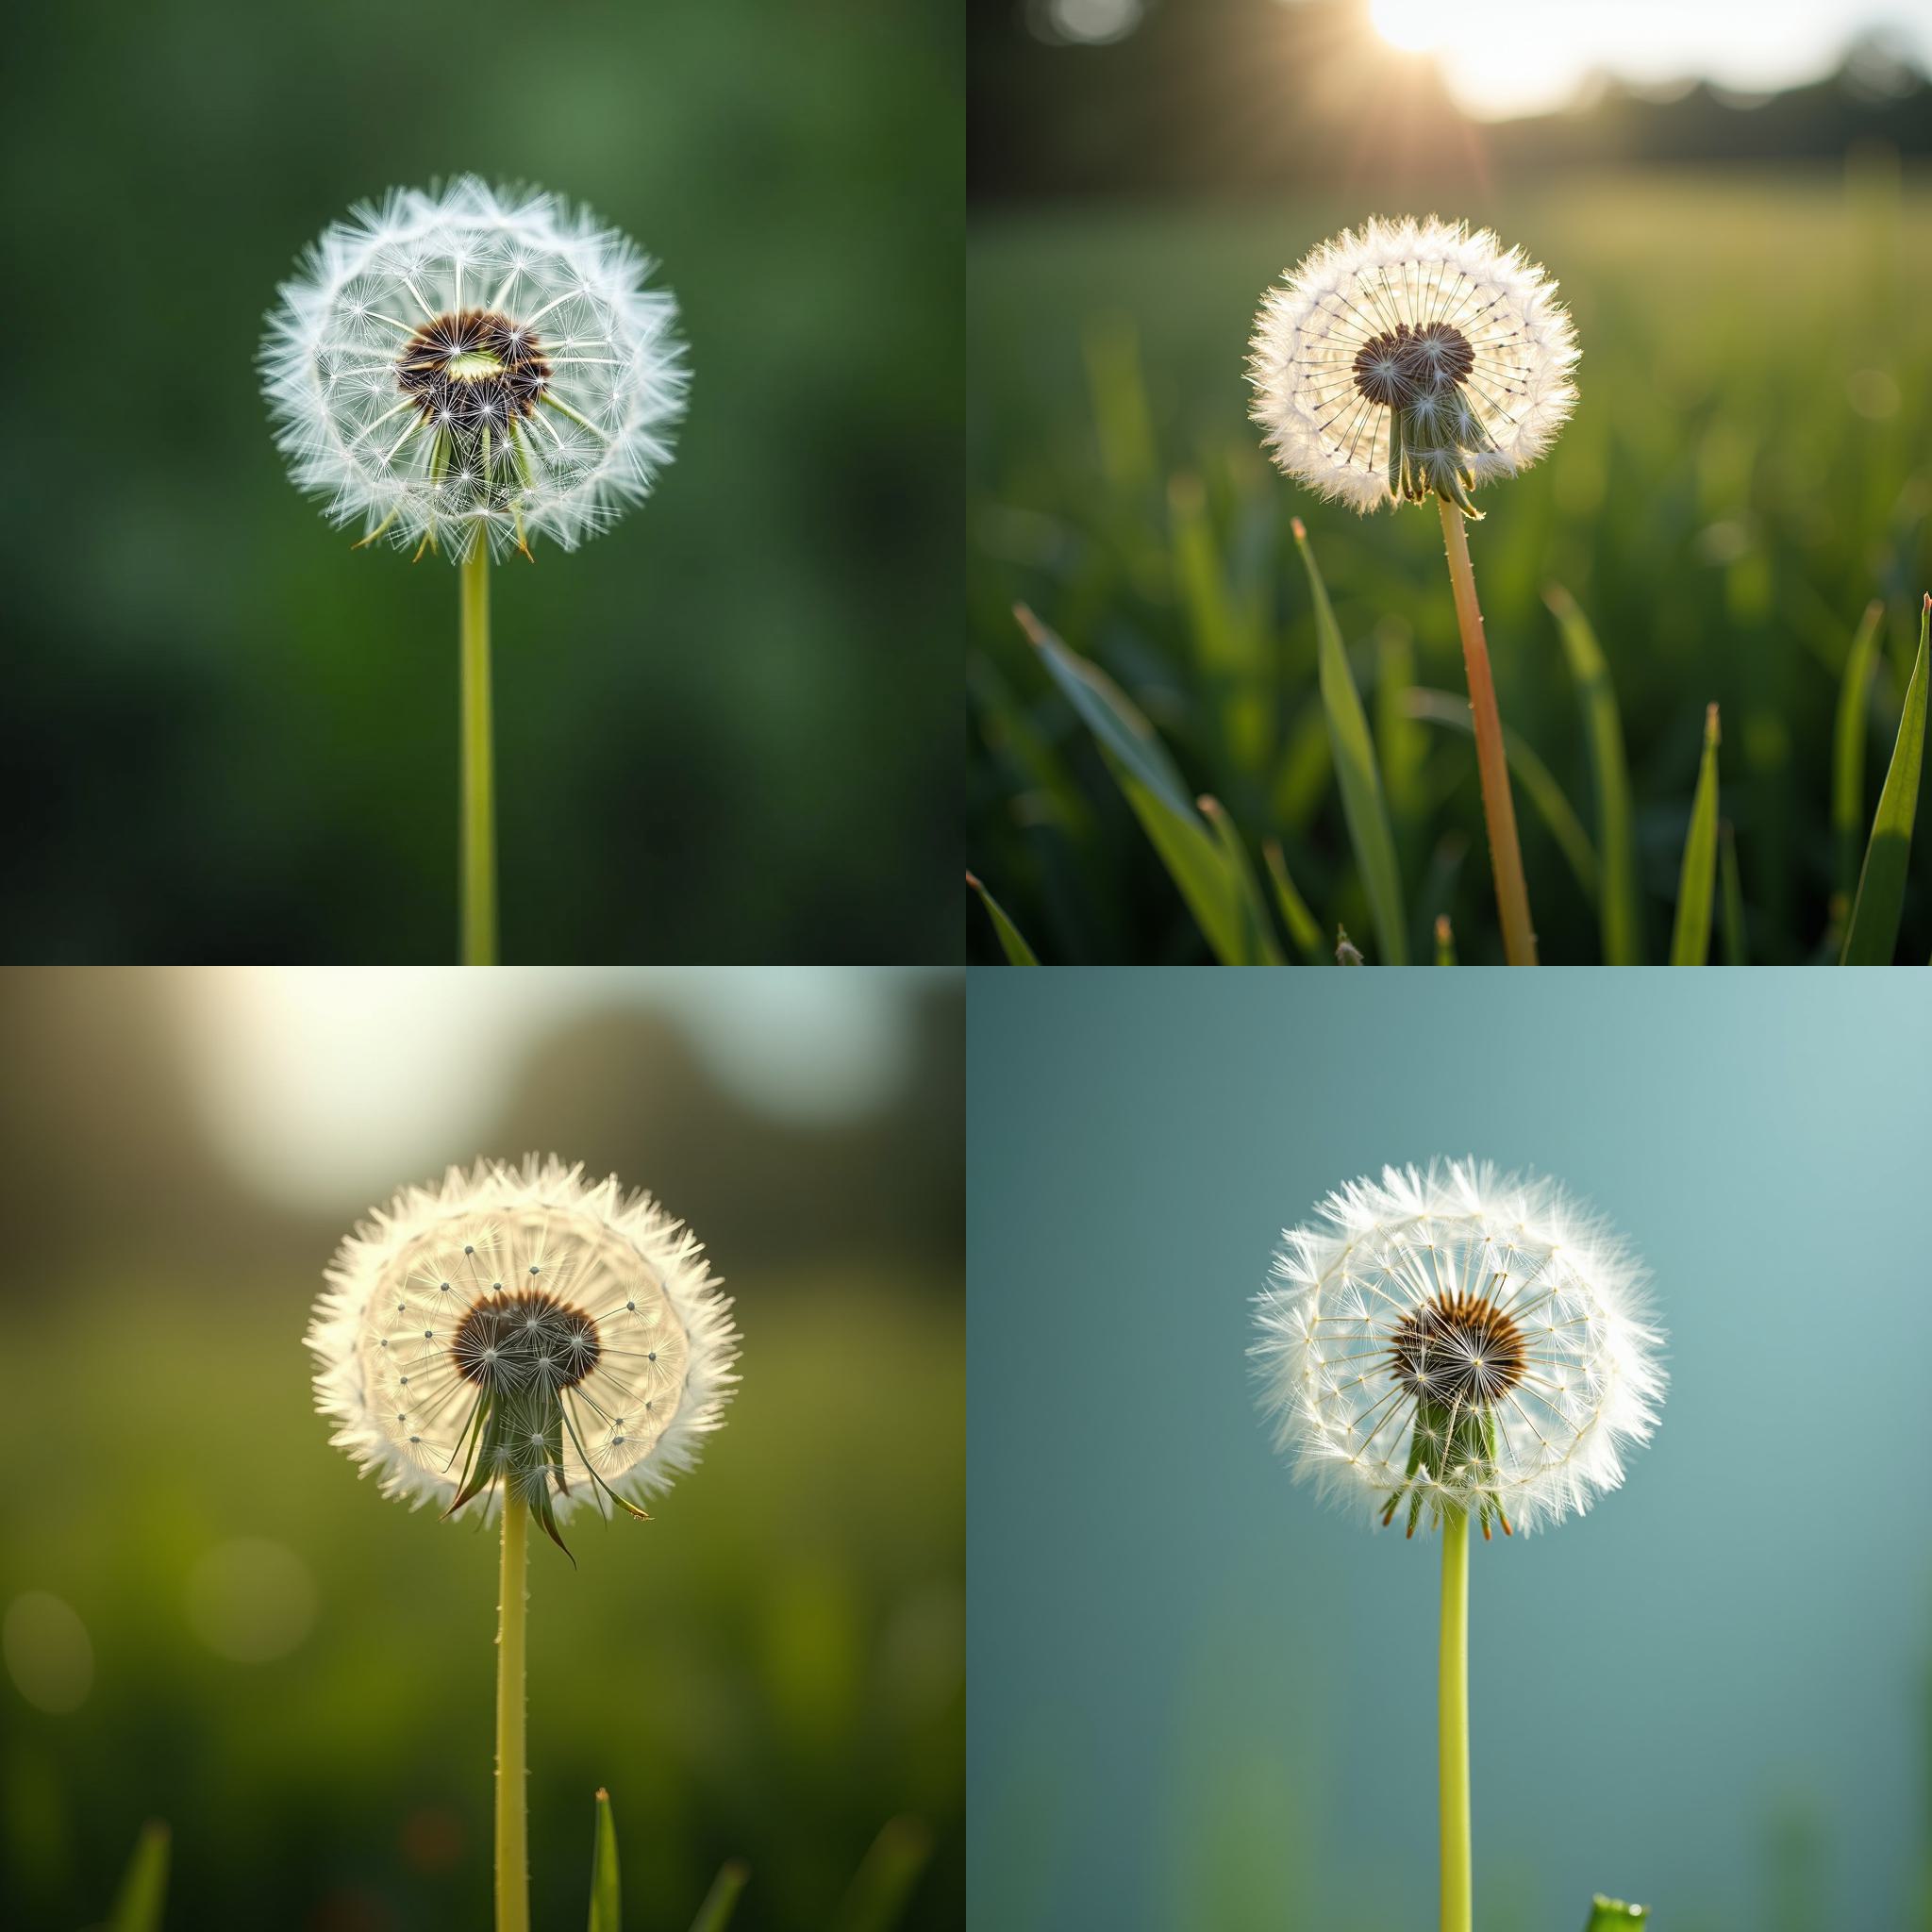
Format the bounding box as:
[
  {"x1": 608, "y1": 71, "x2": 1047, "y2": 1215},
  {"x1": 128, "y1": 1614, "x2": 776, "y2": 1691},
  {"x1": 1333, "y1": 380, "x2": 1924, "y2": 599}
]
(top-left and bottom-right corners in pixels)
[
  {"x1": 1251, "y1": 1159, "x2": 1663, "y2": 1537},
  {"x1": 307, "y1": 1157, "x2": 738, "y2": 1549},
  {"x1": 260, "y1": 177, "x2": 687, "y2": 561},
  {"x1": 1248, "y1": 216, "x2": 1577, "y2": 519}
]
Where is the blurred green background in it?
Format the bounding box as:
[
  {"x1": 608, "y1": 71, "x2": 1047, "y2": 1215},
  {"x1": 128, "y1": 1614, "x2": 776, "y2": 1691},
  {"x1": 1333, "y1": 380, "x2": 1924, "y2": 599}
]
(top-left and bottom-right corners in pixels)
[
  {"x1": 0, "y1": 967, "x2": 962, "y2": 1930},
  {"x1": 967, "y1": 966, "x2": 1932, "y2": 1930},
  {"x1": 967, "y1": 0, "x2": 1932, "y2": 963},
  {"x1": 2, "y1": 0, "x2": 959, "y2": 965}
]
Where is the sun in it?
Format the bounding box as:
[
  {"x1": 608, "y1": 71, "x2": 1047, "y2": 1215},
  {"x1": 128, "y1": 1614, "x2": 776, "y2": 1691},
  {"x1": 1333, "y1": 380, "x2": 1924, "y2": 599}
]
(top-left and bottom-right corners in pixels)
[{"x1": 1369, "y1": 0, "x2": 1448, "y2": 55}]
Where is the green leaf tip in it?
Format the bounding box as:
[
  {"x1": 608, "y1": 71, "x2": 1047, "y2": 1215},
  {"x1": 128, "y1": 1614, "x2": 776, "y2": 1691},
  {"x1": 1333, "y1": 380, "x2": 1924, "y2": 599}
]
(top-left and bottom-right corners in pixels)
[
  {"x1": 1840, "y1": 591, "x2": 1930, "y2": 964},
  {"x1": 830, "y1": 1816, "x2": 934, "y2": 1932},
  {"x1": 1262, "y1": 839, "x2": 1324, "y2": 960},
  {"x1": 1294, "y1": 517, "x2": 1408, "y2": 963},
  {"x1": 1668, "y1": 700, "x2": 1722, "y2": 965},
  {"x1": 108, "y1": 1821, "x2": 171, "y2": 1932},
  {"x1": 1545, "y1": 581, "x2": 1641, "y2": 963},
  {"x1": 966, "y1": 872, "x2": 1041, "y2": 965},
  {"x1": 1583, "y1": 1896, "x2": 1650, "y2": 1927},
  {"x1": 688, "y1": 1859, "x2": 751, "y2": 1932},
  {"x1": 587, "y1": 1788, "x2": 621, "y2": 1932}
]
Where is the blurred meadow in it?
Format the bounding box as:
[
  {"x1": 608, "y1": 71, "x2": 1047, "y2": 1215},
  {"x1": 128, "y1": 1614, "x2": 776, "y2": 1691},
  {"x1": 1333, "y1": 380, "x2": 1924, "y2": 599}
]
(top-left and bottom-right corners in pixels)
[
  {"x1": 0, "y1": 0, "x2": 959, "y2": 965},
  {"x1": 0, "y1": 968, "x2": 963, "y2": 1931},
  {"x1": 967, "y1": 1, "x2": 1932, "y2": 964}
]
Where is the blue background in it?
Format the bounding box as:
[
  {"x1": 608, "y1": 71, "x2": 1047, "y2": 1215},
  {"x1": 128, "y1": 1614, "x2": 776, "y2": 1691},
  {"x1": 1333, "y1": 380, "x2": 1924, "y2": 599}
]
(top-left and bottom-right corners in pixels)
[{"x1": 967, "y1": 968, "x2": 1930, "y2": 1931}]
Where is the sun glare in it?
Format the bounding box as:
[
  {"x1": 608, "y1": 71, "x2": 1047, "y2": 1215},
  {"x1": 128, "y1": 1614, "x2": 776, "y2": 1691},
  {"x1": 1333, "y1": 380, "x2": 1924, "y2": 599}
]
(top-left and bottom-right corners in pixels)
[
  {"x1": 1360, "y1": 0, "x2": 1906, "y2": 120},
  {"x1": 1369, "y1": 0, "x2": 1445, "y2": 55}
]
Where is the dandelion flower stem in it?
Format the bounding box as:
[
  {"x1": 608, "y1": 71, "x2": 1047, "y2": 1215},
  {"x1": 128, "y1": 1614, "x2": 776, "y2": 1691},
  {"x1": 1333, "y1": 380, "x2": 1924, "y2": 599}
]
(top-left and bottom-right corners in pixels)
[
  {"x1": 460, "y1": 541, "x2": 498, "y2": 965},
  {"x1": 494, "y1": 1491, "x2": 530, "y2": 1932},
  {"x1": 1438, "y1": 1504, "x2": 1473, "y2": 1932},
  {"x1": 1437, "y1": 495, "x2": 1537, "y2": 964}
]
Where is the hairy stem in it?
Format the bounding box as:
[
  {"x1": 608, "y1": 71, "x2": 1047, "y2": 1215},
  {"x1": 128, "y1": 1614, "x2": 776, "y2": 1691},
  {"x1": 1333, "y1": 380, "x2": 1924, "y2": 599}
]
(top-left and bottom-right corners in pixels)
[
  {"x1": 1437, "y1": 495, "x2": 1538, "y2": 964},
  {"x1": 495, "y1": 1492, "x2": 529, "y2": 1932},
  {"x1": 1438, "y1": 1506, "x2": 1473, "y2": 1932},
  {"x1": 460, "y1": 540, "x2": 498, "y2": 964}
]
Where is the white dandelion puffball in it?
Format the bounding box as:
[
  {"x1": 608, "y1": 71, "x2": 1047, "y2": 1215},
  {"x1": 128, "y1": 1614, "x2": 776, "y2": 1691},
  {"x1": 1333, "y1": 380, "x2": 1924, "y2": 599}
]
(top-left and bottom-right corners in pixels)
[
  {"x1": 261, "y1": 177, "x2": 686, "y2": 561},
  {"x1": 308, "y1": 1158, "x2": 738, "y2": 1540},
  {"x1": 1252, "y1": 1160, "x2": 1662, "y2": 1537},
  {"x1": 1247, "y1": 216, "x2": 1577, "y2": 518}
]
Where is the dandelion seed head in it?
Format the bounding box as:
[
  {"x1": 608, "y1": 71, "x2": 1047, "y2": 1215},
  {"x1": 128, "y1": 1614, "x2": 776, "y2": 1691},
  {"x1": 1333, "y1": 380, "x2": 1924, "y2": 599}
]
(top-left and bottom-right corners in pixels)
[
  {"x1": 260, "y1": 177, "x2": 687, "y2": 561},
  {"x1": 308, "y1": 1156, "x2": 738, "y2": 1523},
  {"x1": 1251, "y1": 1159, "x2": 1662, "y2": 1535},
  {"x1": 1247, "y1": 216, "x2": 1577, "y2": 518}
]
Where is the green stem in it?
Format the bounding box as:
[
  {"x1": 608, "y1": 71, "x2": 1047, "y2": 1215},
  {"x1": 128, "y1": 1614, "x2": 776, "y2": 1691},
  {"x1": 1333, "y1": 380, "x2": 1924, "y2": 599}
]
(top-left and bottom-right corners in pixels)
[
  {"x1": 460, "y1": 540, "x2": 498, "y2": 965},
  {"x1": 495, "y1": 1492, "x2": 529, "y2": 1932},
  {"x1": 1437, "y1": 495, "x2": 1538, "y2": 964},
  {"x1": 1438, "y1": 1506, "x2": 1473, "y2": 1932}
]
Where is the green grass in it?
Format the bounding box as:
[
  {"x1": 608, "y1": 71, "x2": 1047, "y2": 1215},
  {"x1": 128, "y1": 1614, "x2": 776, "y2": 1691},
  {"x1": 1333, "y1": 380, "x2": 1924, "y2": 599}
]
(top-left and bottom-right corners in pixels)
[
  {"x1": 968, "y1": 168, "x2": 1932, "y2": 963},
  {"x1": 3, "y1": 1273, "x2": 960, "y2": 1932}
]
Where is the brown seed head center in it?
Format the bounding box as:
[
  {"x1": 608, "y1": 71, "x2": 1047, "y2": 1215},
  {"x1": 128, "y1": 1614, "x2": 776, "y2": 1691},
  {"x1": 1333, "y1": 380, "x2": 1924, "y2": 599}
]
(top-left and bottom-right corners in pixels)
[
  {"x1": 452, "y1": 1287, "x2": 601, "y2": 1390},
  {"x1": 1351, "y1": 322, "x2": 1475, "y2": 407},
  {"x1": 1389, "y1": 1290, "x2": 1526, "y2": 1407},
  {"x1": 398, "y1": 308, "x2": 550, "y2": 433}
]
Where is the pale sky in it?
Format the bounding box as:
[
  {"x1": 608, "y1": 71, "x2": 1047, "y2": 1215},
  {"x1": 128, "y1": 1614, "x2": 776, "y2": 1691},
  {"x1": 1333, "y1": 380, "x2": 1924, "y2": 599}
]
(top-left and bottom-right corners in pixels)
[{"x1": 1362, "y1": 0, "x2": 1932, "y2": 119}]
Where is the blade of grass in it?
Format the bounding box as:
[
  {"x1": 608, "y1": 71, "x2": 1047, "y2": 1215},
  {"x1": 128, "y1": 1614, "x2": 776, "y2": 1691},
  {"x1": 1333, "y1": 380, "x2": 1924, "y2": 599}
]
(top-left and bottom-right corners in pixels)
[
  {"x1": 1545, "y1": 585, "x2": 1641, "y2": 964},
  {"x1": 1435, "y1": 914, "x2": 1457, "y2": 965},
  {"x1": 1407, "y1": 689, "x2": 1599, "y2": 904},
  {"x1": 1199, "y1": 797, "x2": 1286, "y2": 963},
  {"x1": 830, "y1": 1817, "x2": 933, "y2": 1932},
  {"x1": 966, "y1": 873, "x2": 1041, "y2": 964},
  {"x1": 1292, "y1": 518, "x2": 1407, "y2": 962},
  {"x1": 1017, "y1": 605, "x2": 1192, "y2": 818},
  {"x1": 1374, "y1": 620, "x2": 1426, "y2": 824},
  {"x1": 1106, "y1": 754, "x2": 1253, "y2": 963},
  {"x1": 1083, "y1": 316, "x2": 1157, "y2": 499},
  {"x1": 1263, "y1": 839, "x2": 1325, "y2": 960},
  {"x1": 1414, "y1": 831, "x2": 1469, "y2": 962},
  {"x1": 108, "y1": 1822, "x2": 170, "y2": 1932},
  {"x1": 1172, "y1": 474, "x2": 1268, "y2": 769},
  {"x1": 587, "y1": 1790, "x2": 620, "y2": 1932},
  {"x1": 1669, "y1": 704, "x2": 1723, "y2": 965},
  {"x1": 1830, "y1": 599, "x2": 1885, "y2": 927},
  {"x1": 969, "y1": 653, "x2": 1094, "y2": 842},
  {"x1": 1840, "y1": 593, "x2": 1930, "y2": 964},
  {"x1": 1017, "y1": 604, "x2": 1261, "y2": 961},
  {"x1": 1719, "y1": 822, "x2": 1748, "y2": 964},
  {"x1": 688, "y1": 1861, "x2": 750, "y2": 1932}
]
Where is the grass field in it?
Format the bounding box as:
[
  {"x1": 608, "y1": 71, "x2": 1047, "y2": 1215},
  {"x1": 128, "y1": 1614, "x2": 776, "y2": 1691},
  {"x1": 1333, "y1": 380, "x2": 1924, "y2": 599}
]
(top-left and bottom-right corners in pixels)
[
  {"x1": 968, "y1": 167, "x2": 1932, "y2": 965},
  {"x1": 1, "y1": 1272, "x2": 962, "y2": 1931}
]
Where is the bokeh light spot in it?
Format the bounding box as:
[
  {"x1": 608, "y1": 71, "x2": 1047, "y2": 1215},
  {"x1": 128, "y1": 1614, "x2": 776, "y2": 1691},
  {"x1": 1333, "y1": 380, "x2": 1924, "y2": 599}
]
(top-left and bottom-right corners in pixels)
[
  {"x1": 1031, "y1": 0, "x2": 1143, "y2": 46},
  {"x1": 184, "y1": 1539, "x2": 318, "y2": 1664},
  {"x1": 1846, "y1": 368, "x2": 1901, "y2": 419},
  {"x1": 3, "y1": 1591, "x2": 94, "y2": 1713}
]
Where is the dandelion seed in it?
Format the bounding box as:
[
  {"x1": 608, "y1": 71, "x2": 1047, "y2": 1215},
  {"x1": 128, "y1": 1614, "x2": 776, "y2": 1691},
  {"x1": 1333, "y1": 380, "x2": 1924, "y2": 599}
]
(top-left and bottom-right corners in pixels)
[
  {"x1": 306, "y1": 1155, "x2": 739, "y2": 1929},
  {"x1": 1247, "y1": 216, "x2": 1576, "y2": 520},
  {"x1": 260, "y1": 177, "x2": 687, "y2": 561},
  {"x1": 1252, "y1": 1158, "x2": 1664, "y2": 1932},
  {"x1": 260, "y1": 180, "x2": 691, "y2": 966},
  {"x1": 307, "y1": 1155, "x2": 739, "y2": 1546},
  {"x1": 1253, "y1": 1158, "x2": 1662, "y2": 1537},
  {"x1": 1247, "y1": 218, "x2": 1577, "y2": 965}
]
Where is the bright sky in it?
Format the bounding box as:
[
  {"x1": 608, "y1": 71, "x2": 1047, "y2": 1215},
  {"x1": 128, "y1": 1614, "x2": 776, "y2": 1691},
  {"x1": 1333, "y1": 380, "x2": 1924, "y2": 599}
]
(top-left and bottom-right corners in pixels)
[
  {"x1": 1365, "y1": 0, "x2": 1929, "y2": 118},
  {"x1": 172, "y1": 968, "x2": 948, "y2": 1210}
]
